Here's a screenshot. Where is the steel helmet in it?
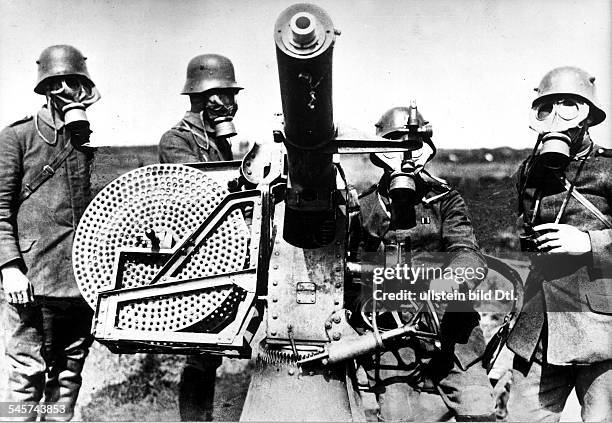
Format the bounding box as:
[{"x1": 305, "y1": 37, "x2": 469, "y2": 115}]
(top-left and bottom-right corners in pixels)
[
  {"x1": 181, "y1": 54, "x2": 243, "y2": 95},
  {"x1": 533, "y1": 66, "x2": 606, "y2": 126},
  {"x1": 372, "y1": 105, "x2": 436, "y2": 168},
  {"x1": 34, "y1": 45, "x2": 94, "y2": 94},
  {"x1": 375, "y1": 106, "x2": 428, "y2": 139}
]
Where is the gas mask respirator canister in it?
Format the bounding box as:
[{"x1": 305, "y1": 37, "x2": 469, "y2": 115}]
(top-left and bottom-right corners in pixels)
[
  {"x1": 47, "y1": 77, "x2": 101, "y2": 148},
  {"x1": 204, "y1": 92, "x2": 238, "y2": 138}
]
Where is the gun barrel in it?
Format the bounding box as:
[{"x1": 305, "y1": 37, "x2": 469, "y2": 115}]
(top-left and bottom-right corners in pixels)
[{"x1": 274, "y1": 3, "x2": 339, "y2": 248}]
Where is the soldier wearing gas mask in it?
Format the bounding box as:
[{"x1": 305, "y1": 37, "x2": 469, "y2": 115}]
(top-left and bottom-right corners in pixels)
[
  {"x1": 505, "y1": 67, "x2": 611, "y2": 421},
  {"x1": 0, "y1": 45, "x2": 100, "y2": 420},
  {"x1": 349, "y1": 105, "x2": 495, "y2": 421},
  {"x1": 159, "y1": 53, "x2": 242, "y2": 164},
  {"x1": 158, "y1": 53, "x2": 242, "y2": 421}
]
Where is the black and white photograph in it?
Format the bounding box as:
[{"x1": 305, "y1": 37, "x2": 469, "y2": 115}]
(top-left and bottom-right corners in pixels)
[{"x1": 0, "y1": 0, "x2": 610, "y2": 421}]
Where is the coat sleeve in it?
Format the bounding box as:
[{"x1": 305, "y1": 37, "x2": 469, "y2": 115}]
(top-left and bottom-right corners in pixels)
[
  {"x1": 0, "y1": 126, "x2": 23, "y2": 269},
  {"x1": 588, "y1": 229, "x2": 612, "y2": 273},
  {"x1": 158, "y1": 130, "x2": 200, "y2": 164},
  {"x1": 587, "y1": 175, "x2": 612, "y2": 274},
  {"x1": 440, "y1": 189, "x2": 487, "y2": 290}
]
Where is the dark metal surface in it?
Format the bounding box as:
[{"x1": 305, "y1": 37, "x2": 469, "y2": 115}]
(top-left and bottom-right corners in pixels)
[{"x1": 274, "y1": 3, "x2": 339, "y2": 248}]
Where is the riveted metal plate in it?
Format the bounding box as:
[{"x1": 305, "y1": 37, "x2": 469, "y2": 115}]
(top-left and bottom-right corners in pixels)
[
  {"x1": 267, "y1": 203, "x2": 345, "y2": 343},
  {"x1": 296, "y1": 282, "x2": 316, "y2": 304}
]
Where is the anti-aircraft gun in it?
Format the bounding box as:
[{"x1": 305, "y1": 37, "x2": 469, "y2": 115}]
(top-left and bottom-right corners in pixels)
[{"x1": 73, "y1": 3, "x2": 523, "y2": 421}]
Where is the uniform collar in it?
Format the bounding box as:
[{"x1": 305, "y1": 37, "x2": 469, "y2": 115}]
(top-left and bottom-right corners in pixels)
[
  {"x1": 572, "y1": 133, "x2": 593, "y2": 160},
  {"x1": 38, "y1": 105, "x2": 65, "y2": 130},
  {"x1": 360, "y1": 188, "x2": 391, "y2": 239},
  {"x1": 182, "y1": 111, "x2": 213, "y2": 133}
]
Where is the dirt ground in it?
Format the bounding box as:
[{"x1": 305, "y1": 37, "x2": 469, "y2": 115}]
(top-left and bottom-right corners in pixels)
[
  {"x1": 0, "y1": 147, "x2": 583, "y2": 421},
  {"x1": 0, "y1": 302, "x2": 582, "y2": 422}
]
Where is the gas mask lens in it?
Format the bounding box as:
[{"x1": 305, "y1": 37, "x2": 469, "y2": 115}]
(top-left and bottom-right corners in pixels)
[
  {"x1": 46, "y1": 76, "x2": 100, "y2": 150},
  {"x1": 530, "y1": 97, "x2": 589, "y2": 134},
  {"x1": 204, "y1": 91, "x2": 238, "y2": 138},
  {"x1": 48, "y1": 76, "x2": 99, "y2": 107},
  {"x1": 205, "y1": 92, "x2": 237, "y2": 117},
  {"x1": 535, "y1": 99, "x2": 579, "y2": 121}
]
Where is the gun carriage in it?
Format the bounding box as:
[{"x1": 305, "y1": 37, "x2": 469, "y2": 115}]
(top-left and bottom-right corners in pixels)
[{"x1": 73, "y1": 4, "x2": 522, "y2": 420}]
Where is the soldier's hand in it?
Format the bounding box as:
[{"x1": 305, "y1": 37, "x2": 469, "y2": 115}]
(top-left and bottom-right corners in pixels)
[
  {"x1": 533, "y1": 223, "x2": 592, "y2": 255},
  {"x1": 1, "y1": 265, "x2": 34, "y2": 304}
]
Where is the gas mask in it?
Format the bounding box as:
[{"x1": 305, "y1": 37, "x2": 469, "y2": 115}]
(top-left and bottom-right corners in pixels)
[
  {"x1": 371, "y1": 143, "x2": 435, "y2": 229},
  {"x1": 372, "y1": 143, "x2": 434, "y2": 195},
  {"x1": 47, "y1": 76, "x2": 100, "y2": 149},
  {"x1": 529, "y1": 97, "x2": 590, "y2": 171},
  {"x1": 203, "y1": 91, "x2": 238, "y2": 138}
]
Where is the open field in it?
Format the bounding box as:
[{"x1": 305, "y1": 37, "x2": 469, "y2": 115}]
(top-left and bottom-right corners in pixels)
[{"x1": 1, "y1": 145, "x2": 580, "y2": 421}]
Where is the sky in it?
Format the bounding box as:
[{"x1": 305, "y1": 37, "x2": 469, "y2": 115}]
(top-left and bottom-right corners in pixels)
[{"x1": 0, "y1": 0, "x2": 610, "y2": 148}]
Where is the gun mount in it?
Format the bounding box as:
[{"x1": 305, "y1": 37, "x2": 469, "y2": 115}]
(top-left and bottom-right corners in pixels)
[{"x1": 73, "y1": 3, "x2": 523, "y2": 421}]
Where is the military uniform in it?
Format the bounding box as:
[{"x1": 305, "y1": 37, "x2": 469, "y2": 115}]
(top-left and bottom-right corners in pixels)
[
  {"x1": 351, "y1": 174, "x2": 495, "y2": 421},
  {"x1": 159, "y1": 112, "x2": 233, "y2": 164},
  {"x1": 0, "y1": 106, "x2": 94, "y2": 420},
  {"x1": 506, "y1": 143, "x2": 612, "y2": 421}
]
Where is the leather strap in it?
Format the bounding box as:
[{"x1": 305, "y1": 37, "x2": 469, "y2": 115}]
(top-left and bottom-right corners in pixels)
[
  {"x1": 560, "y1": 178, "x2": 612, "y2": 229},
  {"x1": 20, "y1": 141, "x2": 74, "y2": 204}
]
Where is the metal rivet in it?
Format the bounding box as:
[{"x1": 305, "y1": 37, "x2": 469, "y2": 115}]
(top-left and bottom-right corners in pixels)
[
  {"x1": 333, "y1": 332, "x2": 341, "y2": 341},
  {"x1": 325, "y1": 321, "x2": 332, "y2": 329},
  {"x1": 335, "y1": 282, "x2": 341, "y2": 288},
  {"x1": 334, "y1": 300, "x2": 340, "y2": 305},
  {"x1": 271, "y1": 331, "x2": 277, "y2": 336},
  {"x1": 272, "y1": 297, "x2": 278, "y2": 303},
  {"x1": 275, "y1": 251, "x2": 280, "y2": 256},
  {"x1": 272, "y1": 314, "x2": 278, "y2": 319},
  {"x1": 333, "y1": 316, "x2": 341, "y2": 324},
  {"x1": 273, "y1": 265, "x2": 279, "y2": 270},
  {"x1": 272, "y1": 281, "x2": 278, "y2": 286},
  {"x1": 288, "y1": 368, "x2": 295, "y2": 376}
]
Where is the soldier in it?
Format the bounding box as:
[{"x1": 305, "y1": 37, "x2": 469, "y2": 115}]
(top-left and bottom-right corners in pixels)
[
  {"x1": 349, "y1": 105, "x2": 495, "y2": 421},
  {"x1": 505, "y1": 66, "x2": 611, "y2": 421},
  {"x1": 0, "y1": 45, "x2": 100, "y2": 421},
  {"x1": 158, "y1": 53, "x2": 242, "y2": 421},
  {"x1": 159, "y1": 54, "x2": 242, "y2": 164}
]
